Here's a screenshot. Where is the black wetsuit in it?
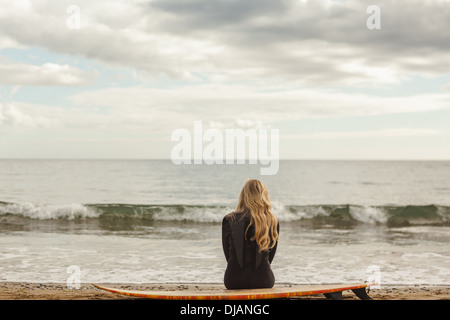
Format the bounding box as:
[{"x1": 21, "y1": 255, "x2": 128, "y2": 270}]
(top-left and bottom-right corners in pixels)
[{"x1": 222, "y1": 211, "x2": 279, "y2": 289}]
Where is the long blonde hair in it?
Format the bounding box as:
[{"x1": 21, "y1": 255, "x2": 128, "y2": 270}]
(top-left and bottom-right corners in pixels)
[{"x1": 235, "y1": 179, "x2": 278, "y2": 252}]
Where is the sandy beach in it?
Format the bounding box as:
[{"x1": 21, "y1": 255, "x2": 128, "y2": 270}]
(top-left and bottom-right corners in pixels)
[{"x1": 1, "y1": 282, "x2": 449, "y2": 300}]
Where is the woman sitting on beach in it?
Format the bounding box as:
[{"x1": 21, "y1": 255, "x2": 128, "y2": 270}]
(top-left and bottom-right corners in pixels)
[{"x1": 222, "y1": 179, "x2": 279, "y2": 289}]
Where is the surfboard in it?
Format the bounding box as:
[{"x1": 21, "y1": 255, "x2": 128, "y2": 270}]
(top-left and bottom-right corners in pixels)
[{"x1": 92, "y1": 282, "x2": 375, "y2": 300}]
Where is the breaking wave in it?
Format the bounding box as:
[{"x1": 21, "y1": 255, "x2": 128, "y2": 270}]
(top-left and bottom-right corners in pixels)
[{"x1": 1, "y1": 201, "x2": 449, "y2": 229}]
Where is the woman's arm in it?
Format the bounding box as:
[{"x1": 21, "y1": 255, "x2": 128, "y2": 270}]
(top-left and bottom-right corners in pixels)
[
  {"x1": 268, "y1": 222, "x2": 280, "y2": 263},
  {"x1": 222, "y1": 216, "x2": 231, "y2": 262}
]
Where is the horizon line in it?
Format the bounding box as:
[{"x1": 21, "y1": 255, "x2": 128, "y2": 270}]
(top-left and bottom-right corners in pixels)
[{"x1": 0, "y1": 158, "x2": 449, "y2": 161}]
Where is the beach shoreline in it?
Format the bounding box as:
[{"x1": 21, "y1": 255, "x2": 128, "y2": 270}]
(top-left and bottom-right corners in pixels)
[{"x1": 1, "y1": 282, "x2": 449, "y2": 300}]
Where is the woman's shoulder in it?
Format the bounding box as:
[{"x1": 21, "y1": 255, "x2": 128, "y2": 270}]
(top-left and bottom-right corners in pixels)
[
  {"x1": 223, "y1": 210, "x2": 245, "y2": 221},
  {"x1": 223, "y1": 211, "x2": 237, "y2": 220}
]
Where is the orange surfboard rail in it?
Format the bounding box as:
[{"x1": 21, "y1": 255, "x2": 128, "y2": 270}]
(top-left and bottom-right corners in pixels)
[{"x1": 92, "y1": 282, "x2": 377, "y2": 300}]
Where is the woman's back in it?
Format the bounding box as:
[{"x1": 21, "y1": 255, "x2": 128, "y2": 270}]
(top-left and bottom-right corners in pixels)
[{"x1": 222, "y1": 211, "x2": 279, "y2": 289}]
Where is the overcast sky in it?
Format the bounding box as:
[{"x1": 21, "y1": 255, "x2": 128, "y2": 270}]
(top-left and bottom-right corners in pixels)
[{"x1": 1, "y1": 0, "x2": 450, "y2": 160}]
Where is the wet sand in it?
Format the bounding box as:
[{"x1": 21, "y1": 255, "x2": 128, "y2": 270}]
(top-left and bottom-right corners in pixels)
[{"x1": 1, "y1": 282, "x2": 449, "y2": 300}]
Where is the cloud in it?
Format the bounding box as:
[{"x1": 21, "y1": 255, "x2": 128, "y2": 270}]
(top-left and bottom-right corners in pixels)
[
  {"x1": 3, "y1": 81, "x2": 447, "y2": 133},
  {"x1": 68, "y1": 84, "x2": 450, "y2": 132},
  {"x1": 0, "y1": 101, "x2": 55, "y2": 127},
  {"x1": 1, "y1": 0, "x2": 449, "y2": 160},
  {"x1": 146, "y1": 0, "x2": 450, "y2": 82},
  {"x1": 283, "y1": 128, "x2": 447, "y2": 140},
  {"x1": 1, "y1": 0, "x2": 449, "y2": 86},
  {"x1": 0, "y1": 59, "x2": 98, "y2": 86}
]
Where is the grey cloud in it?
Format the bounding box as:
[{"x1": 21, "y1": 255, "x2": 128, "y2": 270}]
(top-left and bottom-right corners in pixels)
[
  {"x1": 150, "y1": 0, "x2": 288, "y2": 28},
  {"x1": 1, "y1": 0, "x2": 449, "y2": 85},
  {"x1": 148, "y1": 0, "x2": 450, "y2": 51},
  {"x1": 147, "y1": 0, "x2": 450, "y2": 79}
]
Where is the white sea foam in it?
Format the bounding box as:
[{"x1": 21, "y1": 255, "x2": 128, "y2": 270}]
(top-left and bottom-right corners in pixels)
[
  {"x1": 349, "y1": 206, "x2": 388, "y2": 224},
  {"x1": 0, "y1": 201, "x2": 447, "y2": 228},
  {"x1": 401, "y1": 252, "x2": 450, "y2": 261},
  {"x1": 152, "y1": 206, "x2": 232, "y2": 223},
  {"x1": 0, "y1": 202, "x2": 100, "y2": 220}
]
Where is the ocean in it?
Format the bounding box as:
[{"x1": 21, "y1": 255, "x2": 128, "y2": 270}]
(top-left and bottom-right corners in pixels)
[{"x1": 0, "y1": 159, "x2": 449, "y2": 286}]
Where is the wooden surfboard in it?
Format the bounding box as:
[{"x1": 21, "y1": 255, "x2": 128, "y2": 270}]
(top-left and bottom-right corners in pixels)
[{"x1": 92, "y1": 282, "x2": 375, "y2": 300}]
